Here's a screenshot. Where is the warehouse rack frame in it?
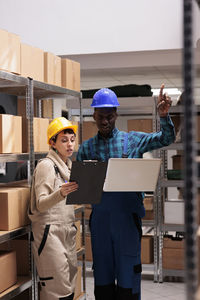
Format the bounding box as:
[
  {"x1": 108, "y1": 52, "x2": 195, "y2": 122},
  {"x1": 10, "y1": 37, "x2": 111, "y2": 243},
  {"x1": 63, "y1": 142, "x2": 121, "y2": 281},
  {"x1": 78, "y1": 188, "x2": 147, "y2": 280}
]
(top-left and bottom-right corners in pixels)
[
  {"x1": 156, "y1": 3, "x2": 200, "y2": 297},
  {"x1": 0, "y1": 70, "x2": 86, "y2": 300},
  {"x1": 157, "y1": 106, "x2": 200, "y2": 283}
]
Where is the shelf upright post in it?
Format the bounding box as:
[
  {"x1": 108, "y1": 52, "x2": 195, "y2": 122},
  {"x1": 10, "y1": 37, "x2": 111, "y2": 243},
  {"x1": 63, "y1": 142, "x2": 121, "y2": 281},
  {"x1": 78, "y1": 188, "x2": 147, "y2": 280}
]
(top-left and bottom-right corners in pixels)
[
  {"x1": 26, "y1": 78, "x2": 35, "y2": 182},
  {"x1": 79, "y1": 92, "x2": 83, "y2": 145},
  {"x1": 152, "y1": 96, "x2": 159, "y2": 282},
  {"x1": 27, "y1": 78, "x2": 38, "y2": 300},
  {"x1": 183, "y1": 0, "x2": 198, "y2": 299},
  {"x1": 37, "y1": 99, "x2": 42, "y2": 118},
  {"x1": 78, "y1": 92, "x2": 87, "y2": 299}
]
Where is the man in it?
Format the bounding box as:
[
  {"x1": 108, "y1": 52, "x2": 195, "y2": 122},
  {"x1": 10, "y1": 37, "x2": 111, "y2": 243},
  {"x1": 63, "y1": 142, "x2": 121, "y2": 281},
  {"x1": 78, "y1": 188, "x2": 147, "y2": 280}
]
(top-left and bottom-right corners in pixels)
[{"x1": 77, "y1": 85, "x2": 175, "y2": 300}]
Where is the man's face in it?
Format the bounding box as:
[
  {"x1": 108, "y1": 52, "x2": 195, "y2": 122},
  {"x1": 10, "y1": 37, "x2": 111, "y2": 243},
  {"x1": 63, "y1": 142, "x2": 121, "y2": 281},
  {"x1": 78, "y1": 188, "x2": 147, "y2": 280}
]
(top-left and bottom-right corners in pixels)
[{"x1": 93, "y1": 108, "x2": 118, "y2": 138}]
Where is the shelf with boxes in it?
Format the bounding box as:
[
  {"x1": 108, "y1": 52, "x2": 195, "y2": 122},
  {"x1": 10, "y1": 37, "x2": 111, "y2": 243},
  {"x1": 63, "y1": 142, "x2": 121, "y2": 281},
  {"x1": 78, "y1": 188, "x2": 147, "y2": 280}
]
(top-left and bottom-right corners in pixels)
[
  {"x1": 0, "y1": 180, "x2": 32, "y2": 298},
  {"x1": 0, "y1": 64, "x2": 82, "y2": 299},
  {"x1": 157, "y1": 103, "x2": 200, "y2": 283},
  {"x1": 0, "y1": 277, "x2": 32, "y2": 300},
  {"x1": 0, "y1": 234, "x2": 32, "y2": 300},
  {"x1": 67, "y1": 95, "x2": 160, "y2": 281}
]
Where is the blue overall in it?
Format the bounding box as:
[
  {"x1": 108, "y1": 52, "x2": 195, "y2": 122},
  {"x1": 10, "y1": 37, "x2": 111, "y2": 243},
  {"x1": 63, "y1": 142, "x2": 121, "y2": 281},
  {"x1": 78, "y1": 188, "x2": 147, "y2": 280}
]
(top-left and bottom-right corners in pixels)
[
  {"x1": 77, "y1": 118, "x2": 175, "y2": 299},
  {"x1": 89, "y1": 133, "x2": 143, "y2": 299}
]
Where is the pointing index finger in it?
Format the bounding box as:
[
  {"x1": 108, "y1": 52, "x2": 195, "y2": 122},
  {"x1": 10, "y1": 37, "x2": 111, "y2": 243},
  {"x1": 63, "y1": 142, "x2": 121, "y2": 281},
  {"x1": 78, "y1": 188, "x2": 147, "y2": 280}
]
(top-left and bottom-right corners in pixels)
[{"x1": 159, "y1": 83, "x2": 165, "y2": 99}]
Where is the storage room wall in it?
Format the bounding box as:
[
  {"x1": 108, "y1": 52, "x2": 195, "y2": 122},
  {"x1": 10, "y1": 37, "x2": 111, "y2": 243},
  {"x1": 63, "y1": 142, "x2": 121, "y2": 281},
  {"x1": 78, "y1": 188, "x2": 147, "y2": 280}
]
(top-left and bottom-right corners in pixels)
[{"x1": 0, "y1": 0, "x2": 199, "y2": 56}]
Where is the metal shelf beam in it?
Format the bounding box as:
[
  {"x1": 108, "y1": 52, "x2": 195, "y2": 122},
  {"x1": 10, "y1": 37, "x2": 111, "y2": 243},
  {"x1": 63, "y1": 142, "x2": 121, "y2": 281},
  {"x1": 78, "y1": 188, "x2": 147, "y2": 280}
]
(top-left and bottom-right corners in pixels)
[
  {"x1": 163, "y1": 224, "x2": 185, "y2": 232},
  {"x1": 0, "y1": 277, "x2": 32, "y2": 300},
  {"x1": 0, "y1": 225, "x2": 31, "y2": 244}
]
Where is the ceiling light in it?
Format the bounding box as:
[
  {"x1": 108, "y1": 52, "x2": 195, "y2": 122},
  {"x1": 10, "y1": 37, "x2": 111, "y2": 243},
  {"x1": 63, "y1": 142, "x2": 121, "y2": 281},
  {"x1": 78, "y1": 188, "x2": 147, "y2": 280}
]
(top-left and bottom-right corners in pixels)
[{"x1": 152, "y1": 88, "x2": 182, "y2": 96}]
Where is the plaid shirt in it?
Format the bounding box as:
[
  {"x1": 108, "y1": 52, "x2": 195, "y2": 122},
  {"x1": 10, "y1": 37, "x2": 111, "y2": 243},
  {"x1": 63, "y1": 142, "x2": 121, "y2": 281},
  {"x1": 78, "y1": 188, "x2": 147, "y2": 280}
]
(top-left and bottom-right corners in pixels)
[{"x1": 77, "y1": 115, "x2": 175, "y2": 161}]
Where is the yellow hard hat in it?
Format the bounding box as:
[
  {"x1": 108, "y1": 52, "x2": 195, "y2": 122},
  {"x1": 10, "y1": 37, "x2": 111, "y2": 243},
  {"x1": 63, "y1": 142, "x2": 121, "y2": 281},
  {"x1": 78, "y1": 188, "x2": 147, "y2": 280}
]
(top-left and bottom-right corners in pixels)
[{"x1": 47, "y1": 117, "x2": 78, "y2": 145}]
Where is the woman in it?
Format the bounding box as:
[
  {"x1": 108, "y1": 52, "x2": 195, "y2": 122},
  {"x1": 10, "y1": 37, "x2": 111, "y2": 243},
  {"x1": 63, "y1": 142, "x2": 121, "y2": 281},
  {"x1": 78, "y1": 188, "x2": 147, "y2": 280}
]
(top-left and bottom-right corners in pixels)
[{"x1": 29, "y1": 117, "x2": 79, "y2": 300}]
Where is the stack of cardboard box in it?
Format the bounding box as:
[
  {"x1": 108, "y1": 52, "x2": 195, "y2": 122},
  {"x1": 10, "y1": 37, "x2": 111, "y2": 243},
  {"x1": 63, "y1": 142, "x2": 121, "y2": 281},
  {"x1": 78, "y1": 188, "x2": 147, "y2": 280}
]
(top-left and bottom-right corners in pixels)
[
  {"x1": 0, "y1": 29, "x2": 20, "y2": 74},
  {"x1": 0, "y1": 28, "x2": 80, "y2": 92}
]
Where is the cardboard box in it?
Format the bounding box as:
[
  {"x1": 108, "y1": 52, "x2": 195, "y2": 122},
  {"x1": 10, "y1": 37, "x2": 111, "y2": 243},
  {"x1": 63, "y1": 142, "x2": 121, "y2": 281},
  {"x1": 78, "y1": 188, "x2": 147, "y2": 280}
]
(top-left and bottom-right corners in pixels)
[
  {"x1": 141, "y1": 236, "x2": 153, "y2": 264},
  {"x1": 162, "y1": 248, "x2": 184, "y2": 270},
  {"x1": 82, "y1": 121, "x2": 98, "y2": 142},
  {"x1": 22, "y1": 117, "x2": 49, "y2": 152},
  {"x1": 0, "y1": 250, "x2": 17, "y2": 293},
  {"x1": 171, "y1": 114, "x2": 200, "y2": 142},
  {"x1": 11, "y1": 239, "x2": 29, "y2": 275},
  {"x1": 143, "y1": 210, "x2": 154, "y2": 220},
  {"x1": 162, "y1": 236, "x2": 184, "y2": 270},
  {"x1": 61, "y1": 58, "x2": 80, "y2": 92},
  {"x1": 144, "y1": 196, "x2": 153, "y2": 211},
  {"x1": 171, "y1": 115, "x2": 181, "y2": 136},
  {"x1": 74, "y1": 266, "x2": 82, "y2": 299},
  {"x1": 85, "y1": 234, "x2": 93, "y2": 261},
  {"x1": 44, "y1": 52, "x2": 61, "y2": 86},
  {"x1": 17, "y1": 97, "x2": 38, "y2": 118},
  {"x1": 76, "y1": 207, "x2": 92, "y2": 221},
  {"x1": 78, "y1": 233, "x2": 93, "y2": 262},
  {"x1": 0, "y1": 186, "x2": 30, "y2": 230},
  {"x1": 21, "y1": 43, "x2": 44, "y2": 82},
  {"x1": 75, "y1": 220, "x2": 82, "y2": 250},
  {"x1": 163, "y1": 237, "x2": 184, "y2": 249},
  {"x1": 0, "y1": 29, "x2": 20, "y2": 74},
  {"x1": 164, "y1": 201, "x2": 184, "y2": 225},
  {"x1": 42, "y1": 99, "x2": 53, "y2": 119},
  {"x1": 128, "y1": 119, "x2": 153, "y2": 133},
  {"x1": 0, "y1": 238, "x2": 29, "y2": 276},
  {"x1": 172, "y1": 155, "x2": 182, "y2": 170},
  {"x1": 0, "y1": 114, "x2": 22, "y2": 153},
  {"x1": 71, "y1": 120, "x2": 79, "y2": 152}
]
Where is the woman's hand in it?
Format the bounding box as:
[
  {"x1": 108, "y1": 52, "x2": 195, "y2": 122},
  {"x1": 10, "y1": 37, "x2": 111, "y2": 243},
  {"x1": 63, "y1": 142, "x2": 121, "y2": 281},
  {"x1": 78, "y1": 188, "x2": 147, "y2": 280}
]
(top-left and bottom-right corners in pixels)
[
  {"x1": 60, "y1": 181, "x2": 78, "y2": 197},
  {"x1": 157, "y1": 84, "x2": 172, "y2": 117}
]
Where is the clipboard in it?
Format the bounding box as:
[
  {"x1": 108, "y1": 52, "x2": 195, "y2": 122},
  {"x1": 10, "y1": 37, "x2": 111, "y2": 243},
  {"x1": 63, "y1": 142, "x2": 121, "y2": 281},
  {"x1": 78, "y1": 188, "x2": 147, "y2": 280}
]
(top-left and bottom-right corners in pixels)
[{"x1": 66, "y1": 160, "x2": 107, "y2": 204}]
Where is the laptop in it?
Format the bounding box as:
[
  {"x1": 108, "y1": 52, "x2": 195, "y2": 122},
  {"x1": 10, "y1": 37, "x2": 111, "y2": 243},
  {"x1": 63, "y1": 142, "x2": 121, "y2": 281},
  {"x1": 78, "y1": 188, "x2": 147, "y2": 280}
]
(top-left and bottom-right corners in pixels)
[{"x1": 103, "y1": 158, "x2": 161, "y2": 192}]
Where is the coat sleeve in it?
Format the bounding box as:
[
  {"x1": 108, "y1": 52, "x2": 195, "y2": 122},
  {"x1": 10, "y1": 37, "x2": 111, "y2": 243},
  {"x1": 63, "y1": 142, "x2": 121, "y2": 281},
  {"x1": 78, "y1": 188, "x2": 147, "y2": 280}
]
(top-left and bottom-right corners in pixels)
[{"x1": 34, "y1": 159, "x2": 64, "y2": 212}]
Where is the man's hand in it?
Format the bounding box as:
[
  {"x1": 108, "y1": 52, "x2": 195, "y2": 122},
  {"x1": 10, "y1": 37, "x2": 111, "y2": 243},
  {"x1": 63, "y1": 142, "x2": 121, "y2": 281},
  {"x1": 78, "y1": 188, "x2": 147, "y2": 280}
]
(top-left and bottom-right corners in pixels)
[{"x1": 157, "y1": 84, "x2": 172, "y2": 117}]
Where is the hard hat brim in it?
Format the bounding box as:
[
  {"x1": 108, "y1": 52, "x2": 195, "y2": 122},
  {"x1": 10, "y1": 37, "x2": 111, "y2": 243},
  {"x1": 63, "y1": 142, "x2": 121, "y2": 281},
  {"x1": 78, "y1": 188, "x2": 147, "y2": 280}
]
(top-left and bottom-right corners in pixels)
[
  {"x1": 91, "y1": 103, "x2": 120, "y2": 108},
  {"x1": 48, "y1": 125, "x2": 78, "y2": 145}
]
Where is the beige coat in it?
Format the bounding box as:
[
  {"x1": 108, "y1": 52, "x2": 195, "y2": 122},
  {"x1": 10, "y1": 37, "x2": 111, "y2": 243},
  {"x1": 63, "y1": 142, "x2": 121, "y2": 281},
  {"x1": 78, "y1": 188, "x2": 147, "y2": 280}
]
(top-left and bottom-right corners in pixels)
[{"x1": 29, "y1": 149, "x2": 77, "y2": 300}]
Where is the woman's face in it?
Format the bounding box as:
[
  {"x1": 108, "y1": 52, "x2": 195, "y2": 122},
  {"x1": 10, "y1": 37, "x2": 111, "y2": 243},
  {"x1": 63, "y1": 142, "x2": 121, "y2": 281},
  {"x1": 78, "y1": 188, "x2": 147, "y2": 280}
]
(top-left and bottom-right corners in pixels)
[{"x1": 50, "y1": 131, "x2": 76, "y2": 161}]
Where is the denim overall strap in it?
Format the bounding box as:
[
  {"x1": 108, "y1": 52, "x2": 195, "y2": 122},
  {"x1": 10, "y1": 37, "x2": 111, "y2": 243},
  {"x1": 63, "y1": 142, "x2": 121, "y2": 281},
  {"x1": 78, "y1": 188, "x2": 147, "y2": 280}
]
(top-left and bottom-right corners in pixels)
[
  {"x1": 89, "y1": 138, "x2": 95, "y2": 160},
  {"x1": 122, "y1": 132, "x2": 129, "y2": 158}
]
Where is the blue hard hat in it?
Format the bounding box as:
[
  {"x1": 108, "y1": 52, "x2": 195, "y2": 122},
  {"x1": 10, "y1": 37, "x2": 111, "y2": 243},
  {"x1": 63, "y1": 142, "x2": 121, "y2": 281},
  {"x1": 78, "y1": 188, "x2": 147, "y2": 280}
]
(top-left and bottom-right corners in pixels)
[{"x1": 91, "y1": 88, "x2": 120, "y2": 108}]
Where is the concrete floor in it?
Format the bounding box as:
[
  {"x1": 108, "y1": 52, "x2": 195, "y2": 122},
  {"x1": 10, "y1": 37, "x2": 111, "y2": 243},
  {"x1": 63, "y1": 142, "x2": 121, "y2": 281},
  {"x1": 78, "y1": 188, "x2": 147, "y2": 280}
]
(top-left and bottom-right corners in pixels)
[{"x1": 84, "y1": 265, "x2": 185, "y2": 300}]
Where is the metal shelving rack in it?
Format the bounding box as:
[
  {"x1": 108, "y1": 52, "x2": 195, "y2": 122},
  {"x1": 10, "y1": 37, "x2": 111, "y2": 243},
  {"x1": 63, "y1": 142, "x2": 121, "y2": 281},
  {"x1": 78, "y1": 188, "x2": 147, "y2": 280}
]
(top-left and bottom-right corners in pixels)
[
  {"x1": 67, "y1": 95, "x2": 161, "y2": 282},
  {"x1": 157, "y1": 103, "x2": 200, "y2": 284},
  {"x1": 0, "y1": 70, "x2": 86, "y2": 300}
]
